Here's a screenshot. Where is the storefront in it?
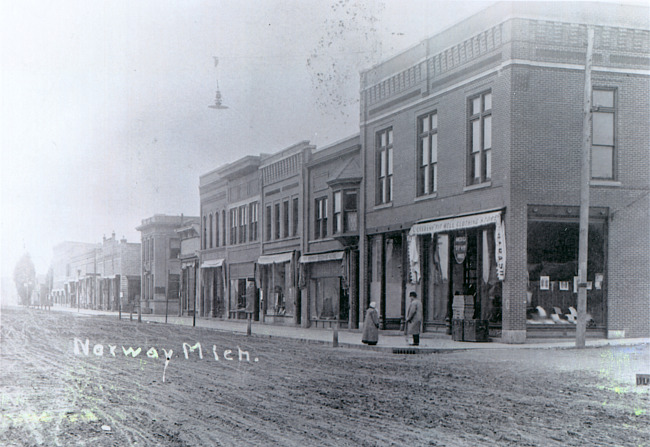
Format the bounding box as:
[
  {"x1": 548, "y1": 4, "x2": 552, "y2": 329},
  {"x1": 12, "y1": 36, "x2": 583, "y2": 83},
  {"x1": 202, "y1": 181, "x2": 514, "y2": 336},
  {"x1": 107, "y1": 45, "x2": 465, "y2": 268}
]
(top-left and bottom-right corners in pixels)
[
  {"x1": 408, "y1": 210, "x2": 506, "y2": 332},
  {"x1": 257, "y1": 252, "x2": 297, "y2": 325},
  {"x1": 228, "y1": 261, "x2": 257, "y2": 320},
  {"x1": 299, "y1": 251, "x2": 350, "y2": 328},
  {"x1": 180, "y1": 260, "x2": 198, "y2": 316},
  {"x1": 200, "y1": 258, "x2": 226, "y2": 318}
]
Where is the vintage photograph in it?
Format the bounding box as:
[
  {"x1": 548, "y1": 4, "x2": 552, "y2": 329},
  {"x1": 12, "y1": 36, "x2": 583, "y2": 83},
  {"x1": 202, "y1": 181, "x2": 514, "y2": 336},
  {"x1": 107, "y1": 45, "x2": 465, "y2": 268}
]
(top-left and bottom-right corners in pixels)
[{"x1": 1, "y1": 1, "x2": 649, "y2": 445}]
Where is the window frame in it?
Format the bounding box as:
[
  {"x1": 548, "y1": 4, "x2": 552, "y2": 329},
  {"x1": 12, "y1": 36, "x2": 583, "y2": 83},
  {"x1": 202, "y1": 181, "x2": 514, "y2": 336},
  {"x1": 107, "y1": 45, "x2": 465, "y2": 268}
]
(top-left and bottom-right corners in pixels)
[
  {"x1": 249, "y1": 202, "x2": 258, "y2": 242},
  {"x1": 314, "y1": 196, "x2": 328, "y2": 239},
  {"x1": 417, "y1": 111, "x2": 438, "y2": 196},
  {"x1": 467, "y1": 91, "x2": 492, "y2": 185},
  {"x1": 265, "y1": 205, "x2": 272, "y2": 242},
  {"x1": 376, "y1": 127, "x2": 394, "y2": 205},
  {"x1": 591, "y1": 87, "x2": 616, "y2": 180}
]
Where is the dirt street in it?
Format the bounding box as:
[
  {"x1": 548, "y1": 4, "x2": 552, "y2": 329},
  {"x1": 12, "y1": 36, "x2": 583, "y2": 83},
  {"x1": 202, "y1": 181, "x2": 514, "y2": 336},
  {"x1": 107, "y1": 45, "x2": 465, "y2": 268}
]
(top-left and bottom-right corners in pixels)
[{"x1": 1, "y1": 307, "x2": 648, "y2": 446}]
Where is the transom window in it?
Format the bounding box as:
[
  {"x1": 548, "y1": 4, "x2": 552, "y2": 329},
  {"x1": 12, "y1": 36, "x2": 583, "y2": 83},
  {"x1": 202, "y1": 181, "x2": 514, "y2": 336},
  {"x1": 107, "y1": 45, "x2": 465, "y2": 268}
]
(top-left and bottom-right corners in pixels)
[
  {"x1": 468, "y1": 91, "x2": 492, "y2": 185},
  {"x1": 376, "y1": 128, "x2": 393, "y2": 204},
  {"x1": 418, "y1": 112, "x2": 438, "y2": 196},
  {"x1": 591, "y1": 88, "x2": 616, "y2": 180}
]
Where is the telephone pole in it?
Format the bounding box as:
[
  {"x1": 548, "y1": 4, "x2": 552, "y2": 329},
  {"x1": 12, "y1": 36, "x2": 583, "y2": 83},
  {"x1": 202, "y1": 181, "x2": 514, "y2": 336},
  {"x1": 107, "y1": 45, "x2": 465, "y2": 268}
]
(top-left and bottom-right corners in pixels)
[{"x1": 577, "y1": 27, "x2": 594, "y2": 348}]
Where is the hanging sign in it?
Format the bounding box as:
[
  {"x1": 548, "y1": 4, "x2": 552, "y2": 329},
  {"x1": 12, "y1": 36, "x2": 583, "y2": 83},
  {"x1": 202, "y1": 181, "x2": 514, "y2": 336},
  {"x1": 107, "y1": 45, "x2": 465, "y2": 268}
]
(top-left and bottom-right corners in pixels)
[{"x1": 454, "y1": 234, "x2": 467, "y2": 264}]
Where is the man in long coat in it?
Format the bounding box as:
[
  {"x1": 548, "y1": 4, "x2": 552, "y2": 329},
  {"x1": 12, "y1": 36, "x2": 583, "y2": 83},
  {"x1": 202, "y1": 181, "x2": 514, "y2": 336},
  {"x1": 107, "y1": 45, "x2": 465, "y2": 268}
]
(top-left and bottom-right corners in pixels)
[
  {"x1": 361, "y1": 301, "x2": 379, "y2": 345},
  {"x1": 406, "y1": 291, "x2": 423, "y2": 346}
]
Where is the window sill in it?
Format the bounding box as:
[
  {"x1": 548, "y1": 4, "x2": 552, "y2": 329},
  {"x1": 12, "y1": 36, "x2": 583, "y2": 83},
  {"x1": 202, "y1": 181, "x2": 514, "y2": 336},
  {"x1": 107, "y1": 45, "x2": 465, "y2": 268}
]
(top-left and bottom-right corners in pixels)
[
  {"x1": 463, "y1": 181, "x2": 492, "y2": 192},
  {"x1": 374, "y1": 202, "x2": 393, "y2": 210},
  {"x1": 414, "y1": 193, "x2": 438, "y2": 202},
  {"x1": 590, "y1": 180, "x2": 621, "y2": 187}
]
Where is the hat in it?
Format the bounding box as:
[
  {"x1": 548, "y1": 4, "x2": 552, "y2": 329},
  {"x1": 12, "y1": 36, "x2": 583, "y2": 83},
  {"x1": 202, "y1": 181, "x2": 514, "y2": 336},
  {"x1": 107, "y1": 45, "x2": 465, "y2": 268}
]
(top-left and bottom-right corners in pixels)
[
  {"x1": 409, "y1": 291, "x2": 417, "y2": 297},
  {"x1": 369, "y1": 301, "x2": 376, "y2": 309}
]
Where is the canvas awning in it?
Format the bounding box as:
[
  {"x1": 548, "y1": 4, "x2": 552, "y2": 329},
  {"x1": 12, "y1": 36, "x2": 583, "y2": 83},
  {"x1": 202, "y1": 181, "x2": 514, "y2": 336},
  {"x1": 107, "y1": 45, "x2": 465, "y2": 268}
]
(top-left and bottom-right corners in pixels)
[
  {"x1": 257, "y1": 252, "x2": 293, "y2": 265},
  {"x1": 201, "y1": 258, "x2": 225, "y2": 269},
  {"x1": 299, "y1": 251, "x2": 344, "y2": 264}
]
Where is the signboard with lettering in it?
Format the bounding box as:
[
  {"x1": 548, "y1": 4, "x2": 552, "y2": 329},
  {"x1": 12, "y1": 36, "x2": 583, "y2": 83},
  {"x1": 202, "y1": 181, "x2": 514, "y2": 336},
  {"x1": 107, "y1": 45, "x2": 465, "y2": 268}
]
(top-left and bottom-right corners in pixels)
[{"x1": 454, "y1": 235, "x2": 467, "y2": 264}]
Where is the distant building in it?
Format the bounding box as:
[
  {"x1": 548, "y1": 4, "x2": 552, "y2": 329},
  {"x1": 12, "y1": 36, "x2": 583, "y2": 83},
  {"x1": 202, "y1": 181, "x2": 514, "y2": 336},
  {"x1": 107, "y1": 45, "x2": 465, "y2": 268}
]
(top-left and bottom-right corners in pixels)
[
  {"x1": 50, "y1": 235, "x2": 141, "y2": 310},
  {"x1": 176, "y1": 221, "x2": 200, "y2": 316},
  {"x1": 137, "y1": 215, "x2": 198, "y2": 315}
]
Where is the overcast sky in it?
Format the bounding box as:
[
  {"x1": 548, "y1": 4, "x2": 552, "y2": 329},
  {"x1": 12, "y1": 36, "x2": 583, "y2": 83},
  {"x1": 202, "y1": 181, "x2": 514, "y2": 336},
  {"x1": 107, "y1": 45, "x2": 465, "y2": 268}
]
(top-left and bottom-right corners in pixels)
[{"x1": 0, "y1": 0, "x2": 639, "y2": 278}]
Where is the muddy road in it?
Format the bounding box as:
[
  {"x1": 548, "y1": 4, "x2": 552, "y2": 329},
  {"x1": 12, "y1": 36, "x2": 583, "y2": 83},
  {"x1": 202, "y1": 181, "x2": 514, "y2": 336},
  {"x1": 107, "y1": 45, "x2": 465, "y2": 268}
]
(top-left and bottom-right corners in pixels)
[{"x1": 1, "y1": 307, "x2": 648, "y2": 446}]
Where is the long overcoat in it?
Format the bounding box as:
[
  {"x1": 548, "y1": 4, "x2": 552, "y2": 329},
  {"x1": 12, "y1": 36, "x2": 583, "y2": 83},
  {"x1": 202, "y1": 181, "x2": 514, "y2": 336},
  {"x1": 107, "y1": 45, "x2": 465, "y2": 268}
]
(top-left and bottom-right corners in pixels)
[
  {"x1": 361, "y1": 307, "x2": 379, "y2": 343},
  {"x1": 405, "y1": 298, "x2": 423, "y2": 335}
]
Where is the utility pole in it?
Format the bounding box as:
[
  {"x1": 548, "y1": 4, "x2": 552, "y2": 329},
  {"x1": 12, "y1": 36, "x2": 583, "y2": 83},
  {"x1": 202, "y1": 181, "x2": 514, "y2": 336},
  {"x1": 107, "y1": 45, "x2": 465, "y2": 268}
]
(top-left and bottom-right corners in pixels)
[{"x1": 577, "y1": 27, "x2": 594, "y2": 348}]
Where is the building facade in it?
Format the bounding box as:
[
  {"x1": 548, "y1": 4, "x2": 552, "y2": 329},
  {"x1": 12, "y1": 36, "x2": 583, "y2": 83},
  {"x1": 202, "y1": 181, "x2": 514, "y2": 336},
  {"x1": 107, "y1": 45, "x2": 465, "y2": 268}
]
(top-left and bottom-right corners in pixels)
[
  {"x1": 137, "y1": 215, "x2": 197, "y2": 315},
  {"x1": 177, "y1": 221, "x2": 200, "y2": 316},
  {"x1": 50, "y1": 235, "x2": 141, "y2": 311},
  {"x1": 301, "y1": 135, "x2": 362, "y2": 328},
  {"x1": 258, "y1": 141, "x2": 313, "y2": 326},
  {"x1": 357, "y1": 1, "x2": 649, "y2": 342}
]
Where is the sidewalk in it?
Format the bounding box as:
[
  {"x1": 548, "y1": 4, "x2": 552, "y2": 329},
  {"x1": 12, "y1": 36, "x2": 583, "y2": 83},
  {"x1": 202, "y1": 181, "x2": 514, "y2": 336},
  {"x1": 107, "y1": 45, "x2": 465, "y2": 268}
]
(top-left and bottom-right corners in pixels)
[{"x1": 47, "y1": 305, "x2": 649, "y2": 353}]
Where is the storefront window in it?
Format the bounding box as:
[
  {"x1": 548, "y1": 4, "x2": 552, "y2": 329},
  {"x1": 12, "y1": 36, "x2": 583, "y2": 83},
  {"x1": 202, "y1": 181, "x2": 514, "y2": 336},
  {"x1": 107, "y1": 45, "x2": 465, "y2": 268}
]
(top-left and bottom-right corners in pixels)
[{"x1": 527, "y1": 221, "x2": 606, "y2": 326}]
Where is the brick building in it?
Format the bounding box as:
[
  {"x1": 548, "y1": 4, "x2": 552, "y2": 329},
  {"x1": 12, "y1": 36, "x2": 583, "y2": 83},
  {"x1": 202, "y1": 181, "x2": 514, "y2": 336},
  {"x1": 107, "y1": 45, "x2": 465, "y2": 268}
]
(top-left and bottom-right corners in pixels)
[
  {"x1": 357, "y1": 1, "x2": 649, "y2": 342},
  {"x1": 199, "y1": 156, "x2": 262, "y2": 320},
  {"x1": 258, "y1": 141, "x2": 313, "y2": 325},
  {"x1": 137, "y1": 215, "x2": 197, "y2": 315},
  {"x1": 300, "y1": 135, "x2": 362, "y2": 328}
]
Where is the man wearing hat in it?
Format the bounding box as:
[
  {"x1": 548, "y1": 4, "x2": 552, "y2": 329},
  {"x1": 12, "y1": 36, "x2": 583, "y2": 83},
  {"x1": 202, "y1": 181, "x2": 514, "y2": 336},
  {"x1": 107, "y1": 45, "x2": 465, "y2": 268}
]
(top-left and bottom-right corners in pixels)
[
  {"x1": 406, "y1": 291, "x2": 423, "y2": 346},
  {"x1": 361, "y1": 301, "x2": 379, "y2": 345}
]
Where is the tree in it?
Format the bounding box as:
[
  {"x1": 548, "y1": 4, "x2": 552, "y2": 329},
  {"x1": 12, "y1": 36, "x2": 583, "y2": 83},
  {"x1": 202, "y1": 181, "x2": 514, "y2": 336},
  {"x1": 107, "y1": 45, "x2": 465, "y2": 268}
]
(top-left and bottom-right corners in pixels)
[{"x1": 13, "y1": 253, "x2": 36, "y2": 306}]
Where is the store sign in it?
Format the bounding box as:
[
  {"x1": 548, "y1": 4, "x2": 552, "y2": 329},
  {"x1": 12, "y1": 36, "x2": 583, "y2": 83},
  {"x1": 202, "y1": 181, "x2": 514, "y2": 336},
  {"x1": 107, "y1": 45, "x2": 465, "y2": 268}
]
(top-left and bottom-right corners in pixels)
[{"x1": 454, "y1": 236, "x2": 467, "y2": 264}]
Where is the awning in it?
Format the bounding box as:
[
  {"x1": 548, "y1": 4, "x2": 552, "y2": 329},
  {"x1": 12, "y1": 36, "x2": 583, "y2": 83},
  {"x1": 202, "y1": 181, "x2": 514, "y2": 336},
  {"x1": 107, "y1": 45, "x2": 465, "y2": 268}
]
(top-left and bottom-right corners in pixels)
[
  {"x1": 201, "y1": 258, "x2": 225, "y2": 268},
  {"x1": 408, "y1": 209, "x2": 506, "y2": 282},
  {"x1": 409, "y1": 210, "x2": 502, "y2": 236},
  {"x1": 299, "y1": 251, "x2": 344, "y2": 264},
  {"x1": 257, "y1": 252, "x2": 293, "y2": 265}
]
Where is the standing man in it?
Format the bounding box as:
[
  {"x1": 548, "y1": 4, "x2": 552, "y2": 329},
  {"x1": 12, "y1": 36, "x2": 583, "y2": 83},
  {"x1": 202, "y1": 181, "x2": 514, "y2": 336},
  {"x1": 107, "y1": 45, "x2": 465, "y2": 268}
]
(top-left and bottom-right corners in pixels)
[{"x1": 406, "y1": 291, "x2": 423, "y2": 346}]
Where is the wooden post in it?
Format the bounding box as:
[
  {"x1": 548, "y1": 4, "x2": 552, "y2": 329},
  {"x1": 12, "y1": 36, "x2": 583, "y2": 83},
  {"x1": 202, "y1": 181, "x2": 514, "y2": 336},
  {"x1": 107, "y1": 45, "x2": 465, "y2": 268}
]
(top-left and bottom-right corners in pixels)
[
  {"x1": 333, "y1": 320, "x2": 339, "y2": 347},
  {"x1": 577, "y1": 27, "x2": 594, "y2": 349},
  {"x1": 247, "y1": 313, "x2": 252, "y2": 336}
]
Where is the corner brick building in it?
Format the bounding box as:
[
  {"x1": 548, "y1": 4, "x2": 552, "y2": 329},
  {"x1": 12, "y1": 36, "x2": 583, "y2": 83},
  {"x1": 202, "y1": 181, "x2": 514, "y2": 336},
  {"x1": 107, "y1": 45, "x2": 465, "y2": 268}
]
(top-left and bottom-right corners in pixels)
[{"x1": 358, "y1": 2, "x2": 649, "y2": 342}]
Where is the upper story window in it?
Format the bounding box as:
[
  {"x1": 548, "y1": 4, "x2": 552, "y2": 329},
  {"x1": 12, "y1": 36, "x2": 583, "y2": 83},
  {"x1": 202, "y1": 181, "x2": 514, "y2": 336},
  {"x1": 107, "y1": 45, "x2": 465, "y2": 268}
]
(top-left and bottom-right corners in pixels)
[
  {"x1": 418, "y1": 112, "x2": 438, "y2": 196},
  {"x1": 282, "y1": 200, "x2": 289, "y2": 238},
  {"x1": 214, "y1": 211, "x2": 220, "y2": 247},
  {"x1": 376, "y1": 128, "x2": 393, "y2": 204},
  {"x1": 230, "y1": 209, "x2": 238, "y2": 245},
  {"x1": 292, "y1": 197, "x2": 299, "y2": 237},
  {"x1": 249, "y1": 202, "x2": 259, "y2": 242},
  {"x1": 200, "y1": 216, "x2": 208, "y2": 252},
  {"x1": 274, "y1": 203, "x2": 280, "y2": 240},
  {"x1": 209, "y1": 214, "x2": 213, "y2": 248},
  {"x1": 333, "y1": 189, "x2": 358, "y2": 234},
  {"x1": 222, "y1": 210, "x2": 226, "y2": 246},
  {"x1": 468, "y1": 91, "x2": 492, "y2": 185},
  {"x1": 315, "y1": 196, "x2": 328, "y2": 239},
  {"x1": 169, "y1": 238, "x2": 180, "y2": 259},
  {"x1": 265, "y1": 205, "x2": 272, "y2": 241},
  {"x1": 592, "y1": 88, "x2": 616, "y2": 180},
  {"x1": 239, "y1": 205, "x2": 247, "y2": 244}
]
